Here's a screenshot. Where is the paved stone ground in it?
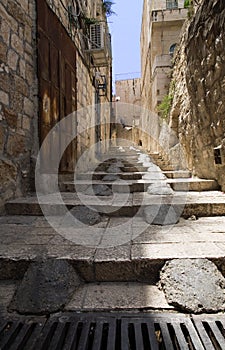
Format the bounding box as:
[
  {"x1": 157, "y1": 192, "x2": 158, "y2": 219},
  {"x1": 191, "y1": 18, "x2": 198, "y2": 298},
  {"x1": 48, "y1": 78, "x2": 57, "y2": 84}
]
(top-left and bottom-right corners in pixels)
[
  {"x1": 1, "y1": 146, "x2": 225, "y2": 317},
  {"x1": 1, "y1": 215, "x2": 225, "y2": 260}
]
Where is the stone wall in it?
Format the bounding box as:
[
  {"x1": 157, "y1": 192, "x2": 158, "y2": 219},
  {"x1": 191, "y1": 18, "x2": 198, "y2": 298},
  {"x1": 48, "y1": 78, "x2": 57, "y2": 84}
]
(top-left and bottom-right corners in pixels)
[
  {"x1": 0, "y1": 0, "x2": 112, "y2": 211},
  {"x1": 140, "y1": 0, "x2": 187, "y2": 153},
  {"x1": 166, "y1": 0, "x2": 225, "y2": 189},
  {"x1": 46, "y1": 0, "x2": 112, "y2": 171},
  {"x1": 0, "y1": 0, "x2": 38, "y2": 212}
]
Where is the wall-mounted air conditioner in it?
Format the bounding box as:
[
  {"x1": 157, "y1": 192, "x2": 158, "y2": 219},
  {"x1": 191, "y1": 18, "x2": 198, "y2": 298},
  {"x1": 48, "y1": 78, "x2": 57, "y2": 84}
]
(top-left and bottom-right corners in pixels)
[{"x1": 89, "y1": 23, "x2": 105, "y2": 50}]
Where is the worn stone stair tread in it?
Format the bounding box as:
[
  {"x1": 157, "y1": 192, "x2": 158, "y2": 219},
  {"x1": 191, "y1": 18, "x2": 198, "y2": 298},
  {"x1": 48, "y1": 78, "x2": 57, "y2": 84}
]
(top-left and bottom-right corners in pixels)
[
  {"x1": 1, "y1": 215, "x2": 225, "y2": 282},
  {"x1": 60, "y1": 178, "x2": 219, "y2": 193},
  {"x1": 163, "y1": 171, "x2": 192, "y2": 178},
  {"x1": 5, "y1": 191, "x2": 225, "y2": 216},
  {"x1": 0, "y1": 281, "x2": 17, "y2": 315},
  {"x1": 65, "y1": 282, "x2": 173, "y2": 311},
  {"x1": 76, "y1": 170, "x2": 192, "y2": 181}
]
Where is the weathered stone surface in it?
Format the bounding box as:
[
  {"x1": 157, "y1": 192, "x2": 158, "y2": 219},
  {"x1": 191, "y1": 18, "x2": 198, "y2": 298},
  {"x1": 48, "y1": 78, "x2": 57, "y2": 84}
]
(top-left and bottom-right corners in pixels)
[
  {"x1": 143, "y1": 172, "x2": 166, "y2": 180},
  {"x1": 84, "y1": 184, "x2": 112, "y2": 196},
  {"x1": 106, "y1": 164, "x2": 122, "y2": 173},
  {"x1": 160, "y1": 259, "x2": 225, "y2": 313},
  {"x1": 6, "y1": 133, "x2": 27, "y2": 157},
  {"x1": 4, "y1": 107, "x2": 18, "y2": 129},
  {"x1": 0, "y1": 159, "x2": 17, "y2": 187},
  {"x1": 69, "y1": 206, "x2": 101, "y2": 225},
  {"x1": 102, "y1": 174, "x2": 120, "y2": 182},
  {"x1": 162, "y1": 0, "x2": 225, "y2": 189},
  {"x1": 147, "y1": 182, "x2": 174, "y2": 195},
  {"x1": 144, "y1": 204, "x2": 181, "y2": 225},
  {"x1": 10, "y1": 259, "x2": 82, "y2": 314}
]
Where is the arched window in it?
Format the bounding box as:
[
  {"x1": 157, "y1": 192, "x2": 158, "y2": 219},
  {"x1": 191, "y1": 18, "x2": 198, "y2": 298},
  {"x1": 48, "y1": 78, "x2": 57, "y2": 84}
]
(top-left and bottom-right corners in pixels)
[{"x1": 169, "y1": 43, "x2": 177, "y2": 56}]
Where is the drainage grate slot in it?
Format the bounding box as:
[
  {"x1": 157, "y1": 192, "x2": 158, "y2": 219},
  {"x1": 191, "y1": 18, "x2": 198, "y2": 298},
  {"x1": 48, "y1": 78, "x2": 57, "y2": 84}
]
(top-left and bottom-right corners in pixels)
[
  {"x1": 202, "y1": 321, "x2": 225, "y2": 350},
  {"x1": 4, "y1": 313, "x2": 225, "y2": 349},
  {"x1": 193, "y1": 315, "x2": 225, "y2": 350},
  {"x1": 180, "y1": 323, "x2": 196, "y2": 350}
]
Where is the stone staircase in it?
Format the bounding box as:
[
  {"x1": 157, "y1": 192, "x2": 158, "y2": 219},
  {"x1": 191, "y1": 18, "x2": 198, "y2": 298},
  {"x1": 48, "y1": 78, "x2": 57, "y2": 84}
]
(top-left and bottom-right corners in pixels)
[{"x1": 1, "y1": 145, "x2": 225, "y2": 315}]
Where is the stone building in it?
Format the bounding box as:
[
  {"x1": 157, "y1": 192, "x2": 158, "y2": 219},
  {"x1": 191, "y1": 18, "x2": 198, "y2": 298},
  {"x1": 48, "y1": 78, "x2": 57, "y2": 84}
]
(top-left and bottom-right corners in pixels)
[
  {"x1": 0, "y1": 0, "x2": 112, "y2": 212},
  {"x1": 140, "y1": 0, "x2": 188, "y2": 152},
  {"x1": 113, "y1": 78, "x2": 141, "y2": 145}
]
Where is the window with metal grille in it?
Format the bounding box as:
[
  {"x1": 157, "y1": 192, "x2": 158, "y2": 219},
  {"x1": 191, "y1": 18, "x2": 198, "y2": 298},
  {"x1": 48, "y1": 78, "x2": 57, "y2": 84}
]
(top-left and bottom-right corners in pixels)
[{"x1": 166, "y1": 0, "x2": 178, "y2": 9}]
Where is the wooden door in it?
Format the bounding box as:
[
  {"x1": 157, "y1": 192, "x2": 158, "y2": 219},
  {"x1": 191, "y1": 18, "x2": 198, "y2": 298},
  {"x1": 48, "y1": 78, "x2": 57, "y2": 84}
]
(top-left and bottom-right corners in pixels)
[{"x1": 37, "y1": 0, "x2": 77, "y2": 173}]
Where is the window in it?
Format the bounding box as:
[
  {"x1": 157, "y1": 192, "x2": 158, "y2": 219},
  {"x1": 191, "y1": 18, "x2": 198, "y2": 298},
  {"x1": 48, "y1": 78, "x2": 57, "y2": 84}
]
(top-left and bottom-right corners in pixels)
[
  {"x1": 166, "y1": 0, "x2": 178, "y2": 9},
  {"x1": 169, "y1": 43, "x2": 177, "y2": 56}
]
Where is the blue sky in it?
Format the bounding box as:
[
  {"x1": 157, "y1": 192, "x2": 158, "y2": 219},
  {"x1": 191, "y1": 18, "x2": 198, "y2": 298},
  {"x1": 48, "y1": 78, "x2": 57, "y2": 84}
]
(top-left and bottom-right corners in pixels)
[{"x1": 108, "y1": 1, "x2": 143, "y2": 84}]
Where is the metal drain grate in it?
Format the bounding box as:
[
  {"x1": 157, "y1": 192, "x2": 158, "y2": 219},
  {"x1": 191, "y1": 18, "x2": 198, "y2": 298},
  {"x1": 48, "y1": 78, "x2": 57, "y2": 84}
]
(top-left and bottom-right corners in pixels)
[
  {"x1": 193, "y1": 315, "x2": 225, "y2": 350},
  {"x1": 0, "y1": 313, "x2": 225, "y2": 350}
]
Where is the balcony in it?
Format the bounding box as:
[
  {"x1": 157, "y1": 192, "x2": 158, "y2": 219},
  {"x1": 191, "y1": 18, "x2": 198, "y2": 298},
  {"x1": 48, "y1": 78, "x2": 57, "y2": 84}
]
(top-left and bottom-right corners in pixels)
[
  {"x1": 152, "y1": 54, "x2": 172, "y2": 76},
  {"x1": 152, "y1": 7, "x2": 188, "y2": 24}
]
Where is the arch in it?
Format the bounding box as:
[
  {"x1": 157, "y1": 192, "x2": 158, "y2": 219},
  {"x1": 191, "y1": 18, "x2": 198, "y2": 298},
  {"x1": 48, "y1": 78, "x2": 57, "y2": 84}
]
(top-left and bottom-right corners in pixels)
[{"x1": 169, "y1": 43, "x2": 177, "y2": 56}]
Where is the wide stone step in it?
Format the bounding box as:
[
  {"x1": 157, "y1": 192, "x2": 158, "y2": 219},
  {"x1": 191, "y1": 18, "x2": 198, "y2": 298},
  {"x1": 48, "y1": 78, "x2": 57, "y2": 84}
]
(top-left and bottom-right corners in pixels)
[
  {"x1": 76, "y1": 172, "x2": 143, "y2": 180},
  {"x1": 77, "y1": 170, "x2": 192, "y2": 181},
  {"x1": 95, "y1": 165, "x2": 148, "y2": 172},
  {"x1": 59, "y1": 178, "x2": 219, "y2": 193},
  {"x1": 1, "y1": 215, "x2": 225, "y2": 283},
  {"x1": 5, "y1": 191, "x2": 225, "y2": 217},
  {"x1": 163, "y1": 171, "x2": 192, "y2": 179}
]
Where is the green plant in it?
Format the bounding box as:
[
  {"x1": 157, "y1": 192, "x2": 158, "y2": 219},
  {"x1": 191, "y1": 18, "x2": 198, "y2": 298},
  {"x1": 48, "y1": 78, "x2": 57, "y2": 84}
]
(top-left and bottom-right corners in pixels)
[
  {"x1": 83, "y1": 16, "x2": 99, "y2": 25},
  {"x1": 102, "y1": 1, "x2": 116, "y2": 17},
  {"x1": 184, "y1": 0, "x2": 195, "y2": 18},
  {"x1": 157, "y1": 94, "x2": 173, "y2": 120},
  {"x1": 184, "y1": 0, "x2": 190, "y2": 8}
]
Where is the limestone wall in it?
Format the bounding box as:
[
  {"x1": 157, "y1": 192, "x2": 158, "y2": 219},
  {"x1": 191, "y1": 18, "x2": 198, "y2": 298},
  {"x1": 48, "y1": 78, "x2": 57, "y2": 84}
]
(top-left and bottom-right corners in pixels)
[
  {"x1": 46, "y1": 0, "x2": 112, "y2": 170},
  {"x1": 0, "y1": 0, "x2": 38, "y2": 212},
  {"x1": 140, "y1": 0, "x2": 187, "y2": 153},
  {"x1": 0, "y1": 0, "x2": 112, "y2": 211},
  {"x1": 166, "y1": 0, "x2": 225, "y2": 189},
  {"x1": 112, "y1": 79, "x2": 141, "y2": 146}
]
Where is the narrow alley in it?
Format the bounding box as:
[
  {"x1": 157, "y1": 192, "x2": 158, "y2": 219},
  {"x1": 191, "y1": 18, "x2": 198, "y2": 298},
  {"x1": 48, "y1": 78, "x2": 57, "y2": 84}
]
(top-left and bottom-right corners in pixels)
[{"x1": 1, "y1": 0, "x2": 225, "y2": 349}]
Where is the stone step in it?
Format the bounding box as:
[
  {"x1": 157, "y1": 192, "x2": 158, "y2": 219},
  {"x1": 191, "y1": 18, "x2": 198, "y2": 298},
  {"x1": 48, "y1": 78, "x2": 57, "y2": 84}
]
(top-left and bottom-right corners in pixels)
[
  {"x1": 59, "y1": 178, "x2": 219, "y2": 193},
  {"x1": 164, "y1": 170, "x2": 192, "y2": 179},
  {"x1": 76, "y1": 172, "x2": 143, "y2": 180},
  {"x1": 63, "y1": 170, "x2": 192, "y2": 182},
  {"x1": 0, "y1": 279, "x2": 172, "y2": 313},
  {"x1": 95, "y1": 165, "x2": 148, "y2": 172},
  {"x1": 5, "y1": 191, "x2": 225, "y2": 217},
  {"x1": 1, "y1": 215, "x2": 225, "y2": 283}
]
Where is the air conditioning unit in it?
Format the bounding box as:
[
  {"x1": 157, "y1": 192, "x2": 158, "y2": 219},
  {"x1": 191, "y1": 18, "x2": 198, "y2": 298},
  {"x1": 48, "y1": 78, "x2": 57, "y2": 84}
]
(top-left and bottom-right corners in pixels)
[{"x1": 89, "y1": 23, "x2": 105, "y2": 50}]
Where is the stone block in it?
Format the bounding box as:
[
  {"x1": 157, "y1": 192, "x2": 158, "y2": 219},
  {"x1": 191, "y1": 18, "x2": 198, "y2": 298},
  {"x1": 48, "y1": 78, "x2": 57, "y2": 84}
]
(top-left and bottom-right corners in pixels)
[
  {"x1": 0, "y1": 20, "x2": 10, "y2": 45},
  {"x1": 0, "y1": 91, "x2": 9, "y2": 105},
  {"x1": 24, "y1": 97, "x2": 34, "y2": 116},
  {"x1": 9, "y1": 259, "x2": 82, "y2": 314},
  {"x1": 0, "y1": 159, "x2": 17, "y2": 187},
  {"x1": 4, "y1": 107, "x2": 17, "y2": 128},
  {"x1": 160, "y1": 259, "x2": 225, "y2": 313},
  {"x1": 84, "y1": 184, "x2": 113, "y2": 196},
  {"x1": 15, "y1": 76, "x2": 29, "y2": 97},
  {"x1": 0, "y1": 72, "x2": 11, "y2": 93},
  {"x1": 6, "y1": 133, "x2": 27, "y2": 157},
  {"x1": 144, "y1": 204, "x2": 182, "y2": 225},
  {"x1": 7, "y1": 49, "x2": 19, "y2": 71},
  {"x1": 11, "y1": 91, "x2": 24, "y2": 113},
  {"x1": 7, "y1": 0, "x2": 27, "y2": 24},
  {"x1": 0, "y1": 41, "x2": 7, "y2": 63},
  {"x1": 11, "y1": 33, "x2": 24, "y2": 56}
]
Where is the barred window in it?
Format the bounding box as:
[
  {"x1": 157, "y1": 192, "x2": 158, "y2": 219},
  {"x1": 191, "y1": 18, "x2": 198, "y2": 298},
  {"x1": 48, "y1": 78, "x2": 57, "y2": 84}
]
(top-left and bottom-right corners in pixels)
[{"x1": 166, "y1": 0, "x2": 178, "y2": 9}]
